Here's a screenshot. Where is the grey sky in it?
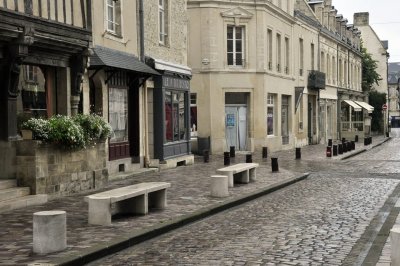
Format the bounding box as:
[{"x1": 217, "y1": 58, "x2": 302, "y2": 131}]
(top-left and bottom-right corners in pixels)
[{"x1": 331, "y1": 0, "x2": 400, "y2": 63}]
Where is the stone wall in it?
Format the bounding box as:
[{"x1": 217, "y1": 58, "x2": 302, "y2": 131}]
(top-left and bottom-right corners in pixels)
[
  {"x1": 0, "y1": 141, "x2": 16, "y2": 179},
  {"x1": 144, "y1": 0, "x2": 188, "y2": 65},
  {"x1": 16, "y1": 141, "x2": 108, "y2": 196}
]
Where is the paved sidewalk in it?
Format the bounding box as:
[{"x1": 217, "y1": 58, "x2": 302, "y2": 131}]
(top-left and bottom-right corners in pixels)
[{"x1": 0, "y1": 136, "x2": 388, "y2": 265}]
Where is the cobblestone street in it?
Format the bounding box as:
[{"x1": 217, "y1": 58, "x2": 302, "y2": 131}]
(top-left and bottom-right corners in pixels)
[{"x1": 90, "y1": 136, "x2": 400, "y2": 265}]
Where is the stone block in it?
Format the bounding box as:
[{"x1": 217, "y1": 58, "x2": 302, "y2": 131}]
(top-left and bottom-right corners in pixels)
[
  {"x1": 210, "y1": 175, "x2": 229, "y2": 198},
  {"x1": 33, "y1": 210, "x2": 67, "y2": 254},
  {"x1": 391, "y1": 227, "x2": 400, "y2": 266}
]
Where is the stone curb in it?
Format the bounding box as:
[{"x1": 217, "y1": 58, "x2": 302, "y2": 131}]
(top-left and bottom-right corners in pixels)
[
  {"x1": 51, "y1": 173, "x2": 310, "y2": 266},
  {"x1": 340, "y1": 137, "x2": 391, "y2": 160}
]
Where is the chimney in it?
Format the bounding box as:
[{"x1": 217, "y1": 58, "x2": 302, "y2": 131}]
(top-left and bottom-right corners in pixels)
[{"x1": 354, "y1": 12, "x2": 369, "y2": 26}]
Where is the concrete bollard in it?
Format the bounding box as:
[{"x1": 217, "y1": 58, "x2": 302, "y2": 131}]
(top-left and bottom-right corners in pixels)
[
  {"x1": 210, "y1": 175, "x2": 229, "y2": 197},
  {"x1": 203, "y1": 150, "x2": 209, "y2": 163},
  {"x1": 333, "y1": 145, "x2": 338, "y2": 156},
  {"x1": 391, "y1": 227, "x2": 400, "y2": 266},
  {"x1": 326, "y1": 146, "x2": 332, "y2": 157},
  {"x1": 328, "y1": 139, "x2": 332, "y2": 147},
  {"x1": 246, "y1": 153, "x2": 252, "y2": 163},
  {"x1": 271, "y1": 157, "x2": 279, "y2": 172},
  {"x1": 230, "y1": 146, "x2": 235, "y2": 158},
  {"x1": 33, "y1": 210, "x2": 67, "y2": 254},
  {"x1": 295, "y1": 147, "x2": 301, "y2": 159},
  {"x1": 262, "y1": 147, "x2": 268, "y2": 158},
  {"x1": 338, "y1": 143, "x2": 343, "y2": 154},
  {"x1": 224, "y1": 152, "x2": 230, "y2": 166}
]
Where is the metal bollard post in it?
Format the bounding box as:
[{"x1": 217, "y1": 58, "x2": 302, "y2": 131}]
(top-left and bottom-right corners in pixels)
[
  {"x1": 333, "y1": 145, "x2": 338, "y2": 156},
  {"x1": 355, "y1": 135, "x2": 359, "y2": 142},
  {"x1": 295, "y1": 147, "x2": 301, "y2": 159},
  {"x1": 328, "y1": 139, "x2": 332, "y2": 147},
  {"x1": 364, "y1": 137, "x2": 367, "y2": 146},
  {"x1": 271, "y1": 157, "x2": 279, "y2": 172},
  {"x1": 338, "y1": 143, "x2": 343, "y2": 154},
  {"x1": 326, "y1": 146, "x2": 332, "y2": 157},
  {"x1": 346, "y1": 141, "x2": 351, "y2": 152},
  {"x1": 224, "y1": 152, "x2": 230, "y2": 166},
  {"x1": 262, "y1": 147, "x2": 268, "y2": 158},
  {"x1": 230, "y1": 146, "x2": 235, "y2": 157},
  {"x1": 343, "y1": 142, "x2": 347, "y2": 153},
  {"x1": 370, "y1": 137, "x2": 372, "y2": 145},
  {"x1": 203, "y1": 150, "x2": 209, "y2": 163},
  {"x1": 246, "y1": 154, "x2": 252, "y2": 163},
  {"x1": 350, "y1": 141, "x2": 355, "y2": 150}
]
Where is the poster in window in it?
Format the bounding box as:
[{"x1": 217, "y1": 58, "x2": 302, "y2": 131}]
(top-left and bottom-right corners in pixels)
[
  {"x1": 226, "y1": 114, "x2": 235, "y2": 127},
  {"x1": 267, "y1": 107, "x2": 274, "y2": 135}
]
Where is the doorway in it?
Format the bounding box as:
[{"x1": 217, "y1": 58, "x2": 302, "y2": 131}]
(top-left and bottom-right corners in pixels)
[{"x1": 225, "y1": 92, "x2": 248, "y2": 151}]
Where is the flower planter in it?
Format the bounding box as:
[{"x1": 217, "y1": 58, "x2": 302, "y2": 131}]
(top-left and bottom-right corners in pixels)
[{"x1": 20, "y1": 129, "x2": 33, "y2": 140}]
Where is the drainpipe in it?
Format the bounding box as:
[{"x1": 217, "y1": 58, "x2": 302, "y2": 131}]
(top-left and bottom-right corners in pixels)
[{"x1": 139, "y1": 0, "x2": 150, "y2": 167}]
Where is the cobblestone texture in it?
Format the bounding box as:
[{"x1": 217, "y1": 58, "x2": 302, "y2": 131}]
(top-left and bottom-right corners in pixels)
[
  {"x1": 92, "y1": 174, "x2": 398, "y2": 265},
  {"x1": 0, "y1": 134, "x2": 392, "y2": 265}
]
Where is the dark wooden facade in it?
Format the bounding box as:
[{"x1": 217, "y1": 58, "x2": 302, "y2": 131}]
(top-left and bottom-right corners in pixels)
[{"x1": 0, "y1": 0, "x2": 91, "y2": 140}]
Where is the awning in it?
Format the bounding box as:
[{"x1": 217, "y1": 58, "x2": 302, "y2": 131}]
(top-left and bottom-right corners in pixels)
[
  {"x1": 343, "y1": 100, "x2": 362, "y2": 112},
  {"x1": 354, "y1": 101, "x2": 374, "y2": 113},
  {"x1": 90, "y1": 46, "x2": 160, "y2": 75}
]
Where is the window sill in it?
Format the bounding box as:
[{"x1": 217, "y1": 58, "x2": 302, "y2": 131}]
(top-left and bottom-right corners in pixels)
[{"x1": 103, "y1": 31, "x2": 126, "y2": 43}]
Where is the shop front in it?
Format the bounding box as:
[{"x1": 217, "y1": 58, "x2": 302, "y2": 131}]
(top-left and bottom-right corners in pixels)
[{"x1": 150, "y1": 59, "x2": 192, "y2": 163}]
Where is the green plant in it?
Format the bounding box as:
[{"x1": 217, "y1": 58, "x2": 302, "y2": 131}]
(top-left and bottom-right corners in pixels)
[
  {"x1": 73, "y1": 114, "x2": 112, "y2": 144},
  {"x1": 48, "y1": 115, "x2": 85, "y2": 150},
  {"x1": 21, "y1": 118, "x2": 50, "y2": 141},
  {"x1": 21, "y1": 114, "x2": 112, "y2": 150}
]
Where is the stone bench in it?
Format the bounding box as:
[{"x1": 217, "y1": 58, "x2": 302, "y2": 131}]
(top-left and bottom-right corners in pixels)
[
  {"x1": 217, "y1": 163, "x2": 259, "y2": 187},
  {"x1": 84, "y1": 182, "x2": 171, "y2": 226}
]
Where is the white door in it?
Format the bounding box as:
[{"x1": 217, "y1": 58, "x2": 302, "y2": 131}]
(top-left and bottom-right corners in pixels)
[{"x1": 225, "y1": 106, "x2": 247, "y2": 150}]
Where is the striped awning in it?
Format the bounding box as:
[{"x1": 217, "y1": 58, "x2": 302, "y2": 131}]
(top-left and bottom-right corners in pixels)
[
  {"x1": 354, "y1": 101, "x2": 374, "y2": 113},
  {"x1": 343, "y1": 100, "x2": 362, "y2": 112}
]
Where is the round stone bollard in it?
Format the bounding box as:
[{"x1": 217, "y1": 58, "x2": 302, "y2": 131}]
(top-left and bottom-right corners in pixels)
[
  {"x1": 210, "y1": 175, "x2": 229, "y2": 197},
  {"x1": 295, "y1": 147, "x2": 301, "y2": 159},
  {"x1": 230, "y1": 146, "x2": 235, "y2": 158},
  {"x1": 33, "y1": 210, "x2": 66, "y2": 254},
  {"x1": 333, "y1": 144, "x2": 338, "y2": 156},
  {"x1": 224, "y1": 152, "x2": 230, "y2": 166},
  {"x1": 262, "y1": 147, "x2": 268, "y2": 158},
  {"x1": 203, "y1": 150, "x2": 209, "y2": 163},
  {"x1": 391, "y1": 227, "x2": 400, "y2": 265},
  {"x1": 246, "y1": 153, "x2": 252, "y2": 163},
  {"x1": 271, "y1": 157, "x2": 279, "y2": 172}
]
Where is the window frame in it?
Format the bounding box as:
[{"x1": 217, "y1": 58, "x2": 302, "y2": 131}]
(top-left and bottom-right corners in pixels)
[
  {"x1": 227, "y1": 25, "x2": 245, "y2": 67},
  {"x1": 106, "y1": 0, "x2": 117, "y2": 33},
  {"x1": 266, "y1": 93, "x2": 275, "y2": 136},
  {"x1": 159, "y1": 0, "x2": 168, "y2": 45}
]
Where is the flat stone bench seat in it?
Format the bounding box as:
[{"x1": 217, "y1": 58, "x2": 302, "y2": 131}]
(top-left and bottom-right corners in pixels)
[
  {"x1": 217, "y1": 163, "x2": 259, "y2": 187},
  {"x1": 84, "y1": 182, "x2": 171, "y2": 226}
]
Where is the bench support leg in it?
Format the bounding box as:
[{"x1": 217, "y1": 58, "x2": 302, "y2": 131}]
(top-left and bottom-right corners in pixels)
[
  {"x1": 88, "y1": 198, "x2": 112, "y2": 226},
  {"x1": 249, "y1": 168, "x2": 257, "y2": 182},
  {"x1": 148, "y1": 189, "x2": 167, "y2": 209},
  {"x1": 117, "y1": 194, "x2": 148, "y2": 215},
  {"x1": 234, "y1": 170, "x2": 249, "y2": 184},
  {"x1": 227, "y1": 172, "x2": 234, "y2": 188}
]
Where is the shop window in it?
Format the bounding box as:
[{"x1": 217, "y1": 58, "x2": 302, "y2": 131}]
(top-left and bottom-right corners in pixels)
[
  {"x1": 109, "y1": 87, "x2": 128, "y2": 143},
  {"x1": 267, "y1": 93, "x2": 275, "y2": 136},
  {"x1": 17, "y1": 65, "x2": 55, "y2": 125},
  {"x1": 227, "y1": 25, "x2": 245, "y2": 66},
  {"x1": 190, "y1": 93, "x2": 197, "y2": 137},
  {"x1": 106, "y1": 0, "x2": 121, "y2": 36},
  {"x1": 159, "y1": 0, "x2": 169, "y2": 45},
  {"x1": 165, "y1": 90, "x2": 187, "y2": 143}
]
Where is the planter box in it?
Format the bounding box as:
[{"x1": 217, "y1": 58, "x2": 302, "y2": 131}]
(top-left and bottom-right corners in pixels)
[
  {"x1": 16, "y1": 140, "x2": 108, "y2": 196},
  {"x1": 20, "y1": 130, "x2": 33, "y2": 140}
]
